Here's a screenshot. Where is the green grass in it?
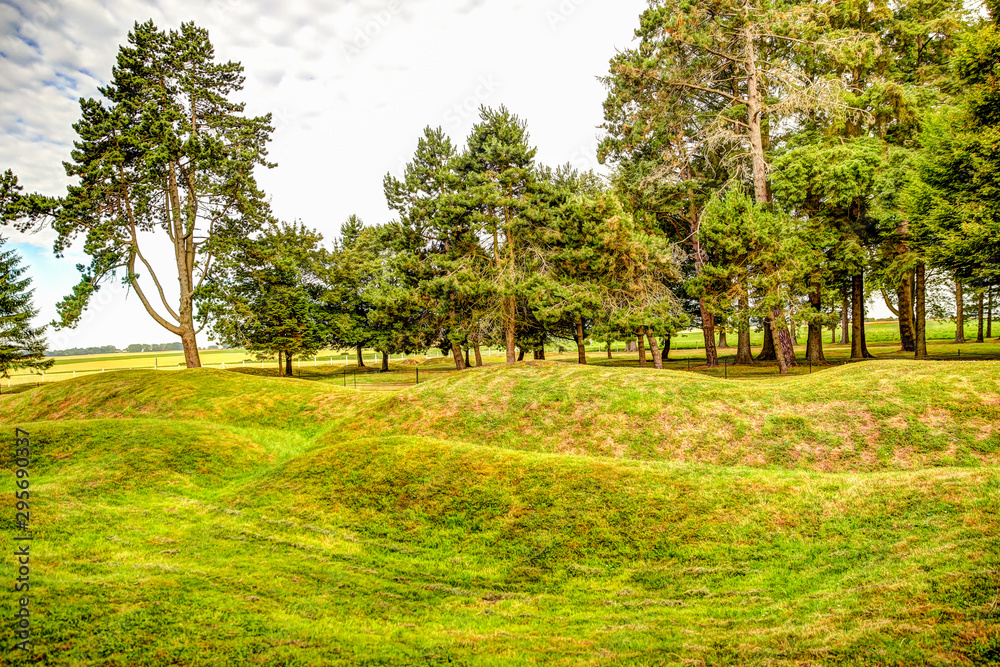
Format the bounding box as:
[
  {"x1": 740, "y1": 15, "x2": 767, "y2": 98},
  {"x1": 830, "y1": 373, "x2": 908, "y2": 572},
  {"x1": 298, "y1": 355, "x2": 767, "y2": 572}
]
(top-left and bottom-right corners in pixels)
[
  {"x1": 1, "y1": 365, "x2": 998, "y2": 665},
  {"x1": 327, "y1": 360, "x2": 1000, "y2": 472},
  {"x1": 10, "y1": 319, "x2": 999, "y2": 391}
]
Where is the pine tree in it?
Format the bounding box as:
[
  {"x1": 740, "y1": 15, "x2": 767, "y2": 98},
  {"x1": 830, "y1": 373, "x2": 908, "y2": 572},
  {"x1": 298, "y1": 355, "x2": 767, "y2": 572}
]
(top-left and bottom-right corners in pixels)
[
  {"x1": 4, "y1": 21, "x2": 275, "y2": 369},
  {"x1": 457, "y1": 106, "x2": 539, "y2": 364},
  {"x1": 905, "y1": 10, "x2": 1000, "y2": 346},
  {"x1": 199, "y1": 223, "x2": 324, "y2": 376},
  {"x1": 317, "y1": 217, "x2": 378, "y2": 367},
  {"x1": 600, "y1": 0, "x2": 858, "y2": 368},
  {"x1": 340, "y1": 215, "x2": 366, "y2": 248},
  {"x1": 522, "y1": 165, "x2": 613, "y2": 365},
  {"x1": 0, "y1": 239, "x2": 54, "y2": 379},
  {"x1": 383, "y1": 126, "x2": 482, "y2": 369}
]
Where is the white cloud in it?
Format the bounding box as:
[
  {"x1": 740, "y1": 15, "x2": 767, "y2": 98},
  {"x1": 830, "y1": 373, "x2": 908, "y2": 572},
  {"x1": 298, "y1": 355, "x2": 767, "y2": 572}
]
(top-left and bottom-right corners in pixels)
[{"x1": 1, "y1": 0, "x2": 646, "y2": 348}]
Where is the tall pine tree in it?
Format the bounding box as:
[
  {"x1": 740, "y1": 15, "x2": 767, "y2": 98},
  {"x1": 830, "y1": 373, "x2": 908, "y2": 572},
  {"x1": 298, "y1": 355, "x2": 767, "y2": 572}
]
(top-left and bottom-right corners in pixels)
[{"x1": 0, "y1": 239, "x2": 54, "y2": 379}]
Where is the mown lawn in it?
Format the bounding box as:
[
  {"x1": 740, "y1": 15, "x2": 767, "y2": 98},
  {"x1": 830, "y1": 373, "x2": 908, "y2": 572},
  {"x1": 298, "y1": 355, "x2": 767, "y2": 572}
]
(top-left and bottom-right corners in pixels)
[{"x1": 1, "y1": 364, "x2": 997, "y2": 665}]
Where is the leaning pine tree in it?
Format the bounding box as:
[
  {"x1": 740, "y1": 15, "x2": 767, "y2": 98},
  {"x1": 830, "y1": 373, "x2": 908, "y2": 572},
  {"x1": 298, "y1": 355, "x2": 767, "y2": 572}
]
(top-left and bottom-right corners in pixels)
[
  {"x1": 3, "y1": 21, "x2": 275, "y2": 368},
  {"x1": 0, "y1": 239, "x2": 54, "y2": 380}
]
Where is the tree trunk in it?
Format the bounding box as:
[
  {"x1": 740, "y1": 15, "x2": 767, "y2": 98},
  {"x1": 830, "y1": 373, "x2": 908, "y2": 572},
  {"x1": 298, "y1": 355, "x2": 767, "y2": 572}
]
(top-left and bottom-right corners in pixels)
[
  {"x1": 474, "y1": 343, "x2": 483, "y2": 367},
  {"x1": 277, "y1": 349, "x2": 284, "y2": 377},
  {"x1": 517, "y1": 348, "x2": 525, "y2": 361},
  {"x1": 955, "y1": 280, "x2": 966, "y2": 343},
  {"x1": 286, "y1": 351, "x2": 294, "y2": 376},
  {"x1": 915, "y1": 264, "x2": 928, "y2": 359},
  {"x1": 989, "y1": 287, "x2": 994, "y2": 339},
  {"x1": 757, "y1": 317, "x2": 777, "y2": 361},
  {"x1": 381, "y1": 351, "x2": 389, "y2": 372},
  {"x1": 806, "y1": 283, "x2": 826, "y2": 363},
  {"x1": 770, "y1": 308, "x2": 790, "y2": 374},
  {"x1": 662, "y1": 335, "x2": 672, "y2": 361},
  {"x1": 850, "y1": 274, "x2": 873, "y2": 359},
  {"x1": 977, "y1": 291, "x2": 985, "y2": 343},
  {"x1": 451, "y1": 342, "x2": 466, "y2": 371},
  {"x1": 733, "y1": 296, "x2": 754, "y2": 365},
  {"x1": 745, "y1": 31, "x2": 769, "y2": 206},
  {"x1": 776, "y1": 311, "x2": 798, "y2": 367},
  {"x1": 840, "y1": 292, "x2": 850, "y2": 345},
  {"x1": 575, "y1": 319, "x2": 587, "y2": 365},
  {"x1": 178, "y1": 325, "x2": 201, "y2": 368},
  {"x1": 893, "y1": 215, "x2": 916, "y2": 352},
  {"x1": 356, "y1": 345, "x2": 365, "y2": 368},
  {"x1": 896, "y1": 272, "x2": 916, "y2": 352},
  {"x1": 645, "y1": 330, "x2": 663, "y2": 370},
  {"x1": 504, "y1": 297, "x2": 517, "y2": 363},
  {"x1": 465, "y1": 346, "x2": 471, "y2": 368},
  {"x1": 606, "y1": 342, "x2": 613, "y2": 359},
  {"x1": 831, "y1": 325, "x2": 836, "y2": 344},
  {"x1": 700, "y1": 300, "x2": 719, "y2": 367},
  {"x1": 637, "y1": 328, "x2": 647, "y2": 368},
  {"x1": 717, "y1": 328, "x2": 729, "y2": 348}
]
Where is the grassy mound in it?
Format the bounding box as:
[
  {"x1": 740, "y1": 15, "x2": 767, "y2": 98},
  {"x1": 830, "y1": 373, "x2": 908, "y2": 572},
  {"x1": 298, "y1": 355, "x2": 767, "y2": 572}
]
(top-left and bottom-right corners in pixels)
[
  {"x1": 0, "y1": 369, "x2": 351, "y2": 432},
  {"x1": 0, "y1": 420, "x2": 273, "y2": 506},
  {"x1": 3, "y1": 360, "x2": 998, "y2": 664},
  {"x1": 339, "y1": 360, "x2": 1000, "y2": 472},
  {"x1": 15, "y1": 432, "x2": 1000, "y2": 665}
]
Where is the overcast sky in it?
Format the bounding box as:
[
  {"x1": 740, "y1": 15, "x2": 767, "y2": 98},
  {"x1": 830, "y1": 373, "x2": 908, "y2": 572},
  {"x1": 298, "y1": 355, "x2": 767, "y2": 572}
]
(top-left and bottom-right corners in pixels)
[{"x1": 1, "y1": 0, "x2": 648, "y2": 350}]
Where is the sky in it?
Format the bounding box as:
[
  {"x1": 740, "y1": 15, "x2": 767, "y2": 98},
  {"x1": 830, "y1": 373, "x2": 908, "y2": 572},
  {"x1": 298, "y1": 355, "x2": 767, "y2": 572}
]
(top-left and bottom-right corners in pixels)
[{"x1": 1, "y1": 0, "x2": 649, "y2": 350}]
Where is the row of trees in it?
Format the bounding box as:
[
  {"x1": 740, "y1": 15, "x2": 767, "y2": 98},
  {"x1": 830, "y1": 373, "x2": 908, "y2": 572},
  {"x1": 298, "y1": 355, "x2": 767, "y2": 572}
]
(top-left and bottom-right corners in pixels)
[
  {"x1": 3, "y1": 7, "x2": 1000, "y2": 376},
  {"x1": 592, "y1": 0, "x2": 1000, "y2": 373},
  {"x1": 200, "y1": 112, "x2": 686, "y2": 373},
  {"x1": 48, "y1": 345, "x2": 120, "y2": 357}
]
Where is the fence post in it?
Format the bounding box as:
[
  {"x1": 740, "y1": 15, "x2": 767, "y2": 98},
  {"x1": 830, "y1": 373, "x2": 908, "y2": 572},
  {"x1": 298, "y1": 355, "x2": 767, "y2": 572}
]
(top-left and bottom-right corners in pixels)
[{"x1": 416, "y1": 367, "x2": 419, "y2": 385}]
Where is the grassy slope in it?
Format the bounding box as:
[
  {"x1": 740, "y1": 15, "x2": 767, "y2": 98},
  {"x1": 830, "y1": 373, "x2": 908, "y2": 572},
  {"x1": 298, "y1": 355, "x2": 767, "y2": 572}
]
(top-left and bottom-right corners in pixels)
[
  {"x1": 339, "y1": 361, "x2": 1000, "y2": 472},
  {"x1": 1, "y1": 367, "x2": 998, "y2": 665}
]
